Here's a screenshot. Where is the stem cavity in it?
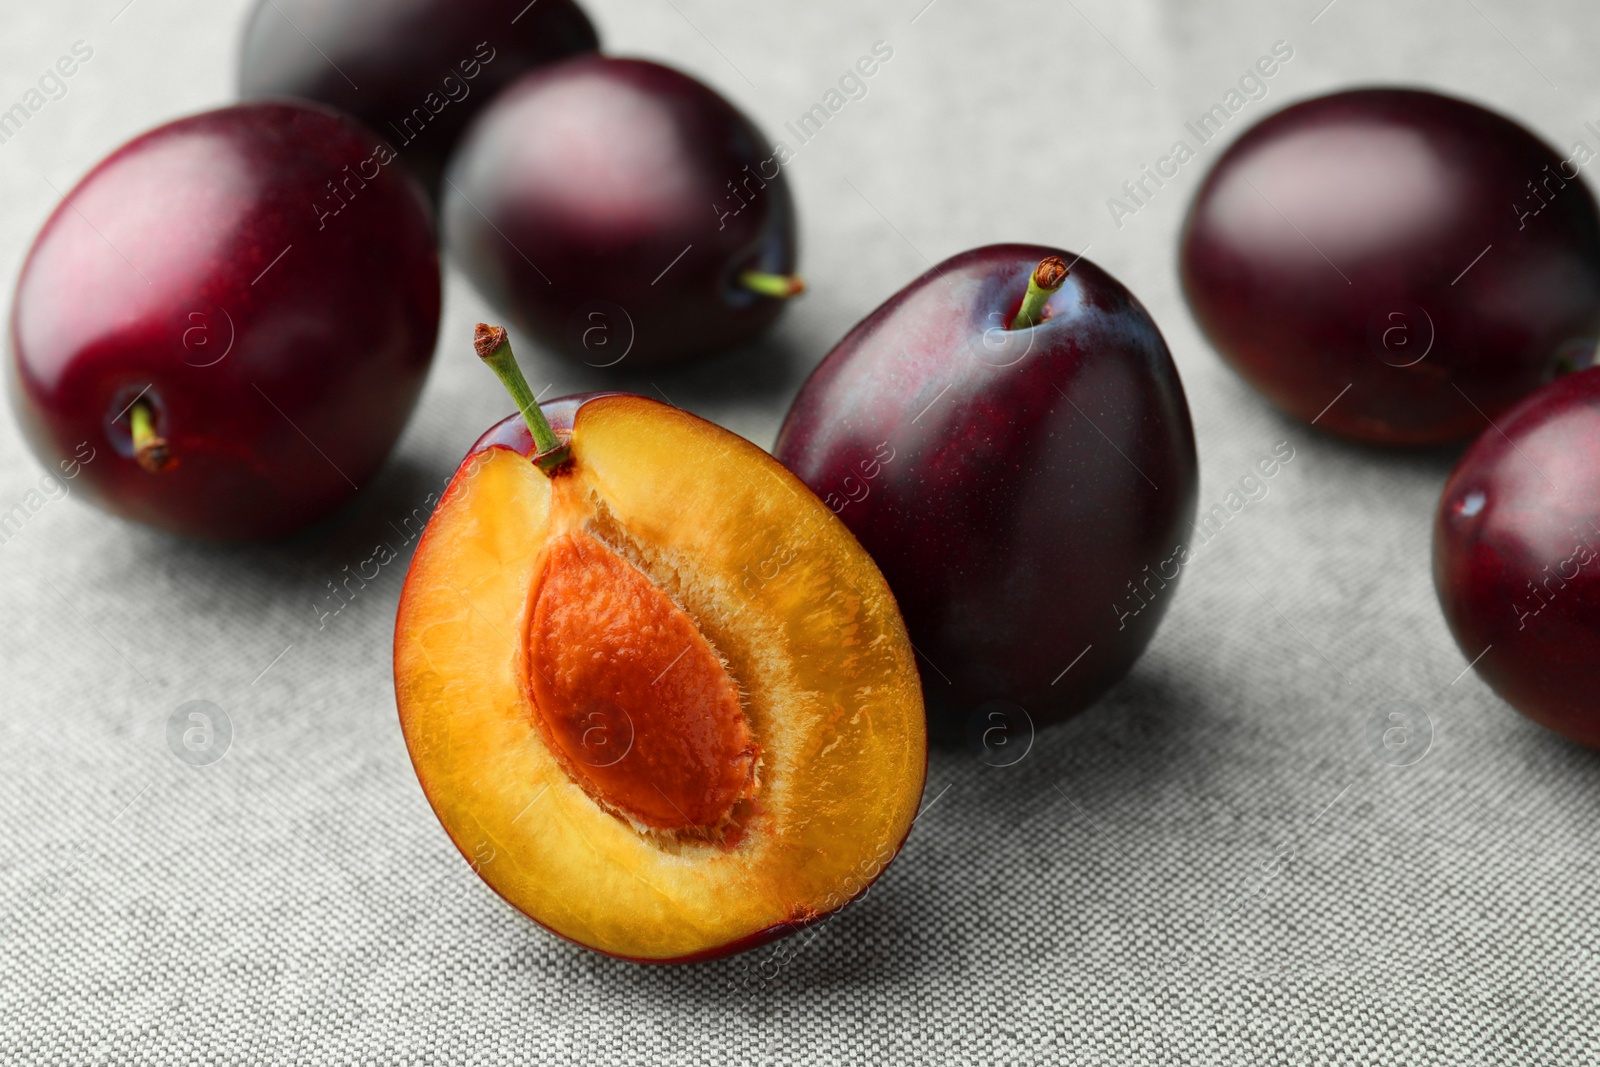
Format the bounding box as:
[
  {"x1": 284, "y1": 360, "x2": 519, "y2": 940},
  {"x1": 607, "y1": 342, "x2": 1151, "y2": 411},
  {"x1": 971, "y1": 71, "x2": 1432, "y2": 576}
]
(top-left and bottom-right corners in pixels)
[
  {"x1": 475, "y1": 323, "x2": 570, "y2": 475},
  {"x1": 129, "y1": 400, "x2": 175, "y2": 473},
  {"x1": 1009, "y1": 255, "x2": 1070, "y2": 331},
  {"x1": 739, "y1": 270, "x2": 806, "y2": 299}
]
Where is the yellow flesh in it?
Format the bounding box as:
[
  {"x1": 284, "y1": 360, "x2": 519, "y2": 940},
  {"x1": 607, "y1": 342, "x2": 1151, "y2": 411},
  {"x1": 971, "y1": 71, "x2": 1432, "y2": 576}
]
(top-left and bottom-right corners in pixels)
[{"x1": 394, "y1": 396, "x2": 926, "y2": 960}]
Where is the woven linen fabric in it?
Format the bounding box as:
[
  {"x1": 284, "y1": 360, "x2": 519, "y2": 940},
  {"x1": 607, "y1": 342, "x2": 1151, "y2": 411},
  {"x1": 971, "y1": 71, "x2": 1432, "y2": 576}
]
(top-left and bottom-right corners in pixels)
[{"x1": 3, "y1": 1, "x2": 1598, "y2": 1063}]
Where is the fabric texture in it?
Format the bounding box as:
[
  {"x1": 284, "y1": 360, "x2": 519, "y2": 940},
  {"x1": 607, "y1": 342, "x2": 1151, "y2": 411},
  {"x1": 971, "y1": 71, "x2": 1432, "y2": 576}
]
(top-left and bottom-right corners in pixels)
[{"x1": 3, "y1": 1, "x2": 1598, "y2": 1063}]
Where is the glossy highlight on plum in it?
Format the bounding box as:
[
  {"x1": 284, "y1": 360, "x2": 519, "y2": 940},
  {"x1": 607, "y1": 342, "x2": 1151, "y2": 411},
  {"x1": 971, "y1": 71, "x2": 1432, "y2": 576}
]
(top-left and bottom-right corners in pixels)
[
  {"x1": 443, "y1": 56, "x2": 801, "y2": 368},
  {"x1": 9, "y1": 101, "x2": 441, "y2": 540},
  {"x1": 777, "y1": 244, "x2": 1199, "y2": 740},
  {"x1": 1181, "y1": 87, "x2": 1600, "y2": 445},
  {"x1": 1434, "y1": 366, "x2": 1600, "y2": 747}
]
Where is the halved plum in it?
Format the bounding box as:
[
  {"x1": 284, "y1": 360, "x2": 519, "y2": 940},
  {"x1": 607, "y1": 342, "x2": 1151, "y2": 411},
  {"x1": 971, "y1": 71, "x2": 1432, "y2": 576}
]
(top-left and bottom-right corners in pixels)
[{"x1": 393, "y1": 327, "x2": 927, "y2": 962}]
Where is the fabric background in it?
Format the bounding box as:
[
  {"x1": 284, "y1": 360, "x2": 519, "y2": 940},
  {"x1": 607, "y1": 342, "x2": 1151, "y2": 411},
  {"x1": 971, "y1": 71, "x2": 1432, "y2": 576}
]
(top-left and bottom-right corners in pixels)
[{"x1": 3, "y1": 1, "x2": 1598, "y2": 1063}]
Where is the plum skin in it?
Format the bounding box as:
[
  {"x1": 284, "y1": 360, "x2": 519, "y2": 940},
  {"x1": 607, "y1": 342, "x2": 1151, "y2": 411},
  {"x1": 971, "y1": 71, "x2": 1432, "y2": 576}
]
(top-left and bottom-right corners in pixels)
[
  {"x1": 9, "y1": 101, "x2": 441, "y2": 541},
  {"x1": 775, "y1": 244, "x2": 1198, "y2": 740},
  {"x1": 238, "y1": 0, "x2": 599, "y2": 196},
  {"x1": 1434, "y1": 366, "x2": 1600, "y2": 747},
  {"x1": 1181, "y1": 87, "x2": 1600, "y2": 445},
  {"x1": 443, "y1": 56, "x2": 797, "y2": 368}
]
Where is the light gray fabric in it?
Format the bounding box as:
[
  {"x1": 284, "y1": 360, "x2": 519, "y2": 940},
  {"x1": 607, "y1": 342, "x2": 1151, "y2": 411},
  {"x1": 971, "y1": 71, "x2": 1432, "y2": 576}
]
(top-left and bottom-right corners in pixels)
[{"x1": 3, "y1": 1, "x2": 1598, "y2": 1063}]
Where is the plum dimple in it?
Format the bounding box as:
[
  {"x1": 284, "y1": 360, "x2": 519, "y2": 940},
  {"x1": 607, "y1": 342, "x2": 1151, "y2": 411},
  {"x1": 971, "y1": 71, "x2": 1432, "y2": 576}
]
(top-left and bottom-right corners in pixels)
[{"x1": 528, "y1": 529, "x2": 758, "y2": 834}]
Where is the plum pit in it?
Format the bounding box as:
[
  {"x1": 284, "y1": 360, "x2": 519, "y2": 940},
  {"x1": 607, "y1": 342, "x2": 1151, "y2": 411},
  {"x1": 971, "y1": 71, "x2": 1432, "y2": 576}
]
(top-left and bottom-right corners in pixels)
[{"x1": 527, "y1": 529, "x2": 758, "y2": 835}]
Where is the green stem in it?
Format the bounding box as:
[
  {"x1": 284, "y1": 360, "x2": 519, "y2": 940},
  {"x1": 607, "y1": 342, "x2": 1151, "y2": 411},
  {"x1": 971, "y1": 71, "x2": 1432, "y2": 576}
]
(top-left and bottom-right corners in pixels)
[
  {"x1": 739, "y1": 270, "x2": 806, "y2": 299},
  {"x1": 474, "y1": 323, "x2": 569, "y2": 474},
  {"x1": 1009, "y1": 255, "x2": 1070, "y2": 330},
  {"x1": 129, "y1": 400, "x2": 173, "y2": 473}
]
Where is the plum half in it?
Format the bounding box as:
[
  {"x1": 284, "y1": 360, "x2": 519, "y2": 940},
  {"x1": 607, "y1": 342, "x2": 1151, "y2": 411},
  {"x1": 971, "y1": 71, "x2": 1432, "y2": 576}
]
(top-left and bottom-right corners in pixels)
[
  {"x1": 393, "y1": 327, "x2": 926, "y2": 962},
  {"x1": 775, "y1": 246, "x2": 1199, "y2": 741},
  {"x1": 1181, "y1": 88, "x2": 1600, "y2": 445},
  {"x1": 8, "y1": 101, "x2": 440, "y2": 540},
  {"x1": 1434, "y1": 366, "x2": 1600, "y2": 747}
]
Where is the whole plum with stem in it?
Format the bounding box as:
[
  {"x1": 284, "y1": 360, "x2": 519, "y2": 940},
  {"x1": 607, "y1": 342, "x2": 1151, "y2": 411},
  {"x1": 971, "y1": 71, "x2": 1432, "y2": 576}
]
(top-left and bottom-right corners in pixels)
[
  {"x1": 442, "y1": 56, "x2": 801, "y2": 369},
  {"x1": 776, "y1": 245, "x2": 1198, "y2": 741},
  {"x1": 9, "y1": 101, "x2": 441, "y2": 540}
]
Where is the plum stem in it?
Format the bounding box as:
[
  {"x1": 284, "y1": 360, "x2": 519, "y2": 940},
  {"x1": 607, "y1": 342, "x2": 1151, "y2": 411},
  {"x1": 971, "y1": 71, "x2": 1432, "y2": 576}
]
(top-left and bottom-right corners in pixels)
[
  {"x1": 739, "y1": 270, "x2": 806, "y2": 299},
  {"x1": 1009, "y1": 256, "x2": 1070, "y2": 330},
  {"x1": 129, "y1": 401, "x2": 174, "y2": 473},
  {"x1": 474, "y1": 323, "x2": 569, "y2": 474}
]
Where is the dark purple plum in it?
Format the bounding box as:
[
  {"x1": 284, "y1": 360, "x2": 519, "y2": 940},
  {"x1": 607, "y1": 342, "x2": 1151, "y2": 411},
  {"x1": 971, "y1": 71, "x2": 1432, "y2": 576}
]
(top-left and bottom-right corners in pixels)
[
  {"x1": 1434, "y1": 366, "x2": 1600, "y2": 748},
  {"x1": 775, "y1": 244, "x2": 1198, "y2": 741},
  {"x1": 238, "y1": 0, "x2": 599, "y2": 196},
  {"x1": 442, "y1": 56, "x2": 800, "y2": 369},
  {"x1": 9, "y1": 101, "x2": 440, "y2": 541},
  {"x1": 1182, "y1": 88, "x2": 1600, "y2": 445}
]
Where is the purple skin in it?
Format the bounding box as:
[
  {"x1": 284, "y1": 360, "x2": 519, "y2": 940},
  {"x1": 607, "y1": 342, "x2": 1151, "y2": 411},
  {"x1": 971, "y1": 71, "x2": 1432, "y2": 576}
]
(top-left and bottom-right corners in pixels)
[
  {"x1": 443, "y1": 56, "x2": 798, "y2": 369},
  {"x1": 9, "y1": 102, "x2": 441, "y2": 541},
  {"x1": 1434, "y1": 366, "x2": 1600, "y2": 748},
  {"x1": 1182, "y1": 88, "x2": 1600, "y2": 446},
  {"x1": 775, "y1": 244, "x2": 1198, "y2": 740},
  {"x1": 238, "y1": 0, "x2": 599, "y2": 196}
]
